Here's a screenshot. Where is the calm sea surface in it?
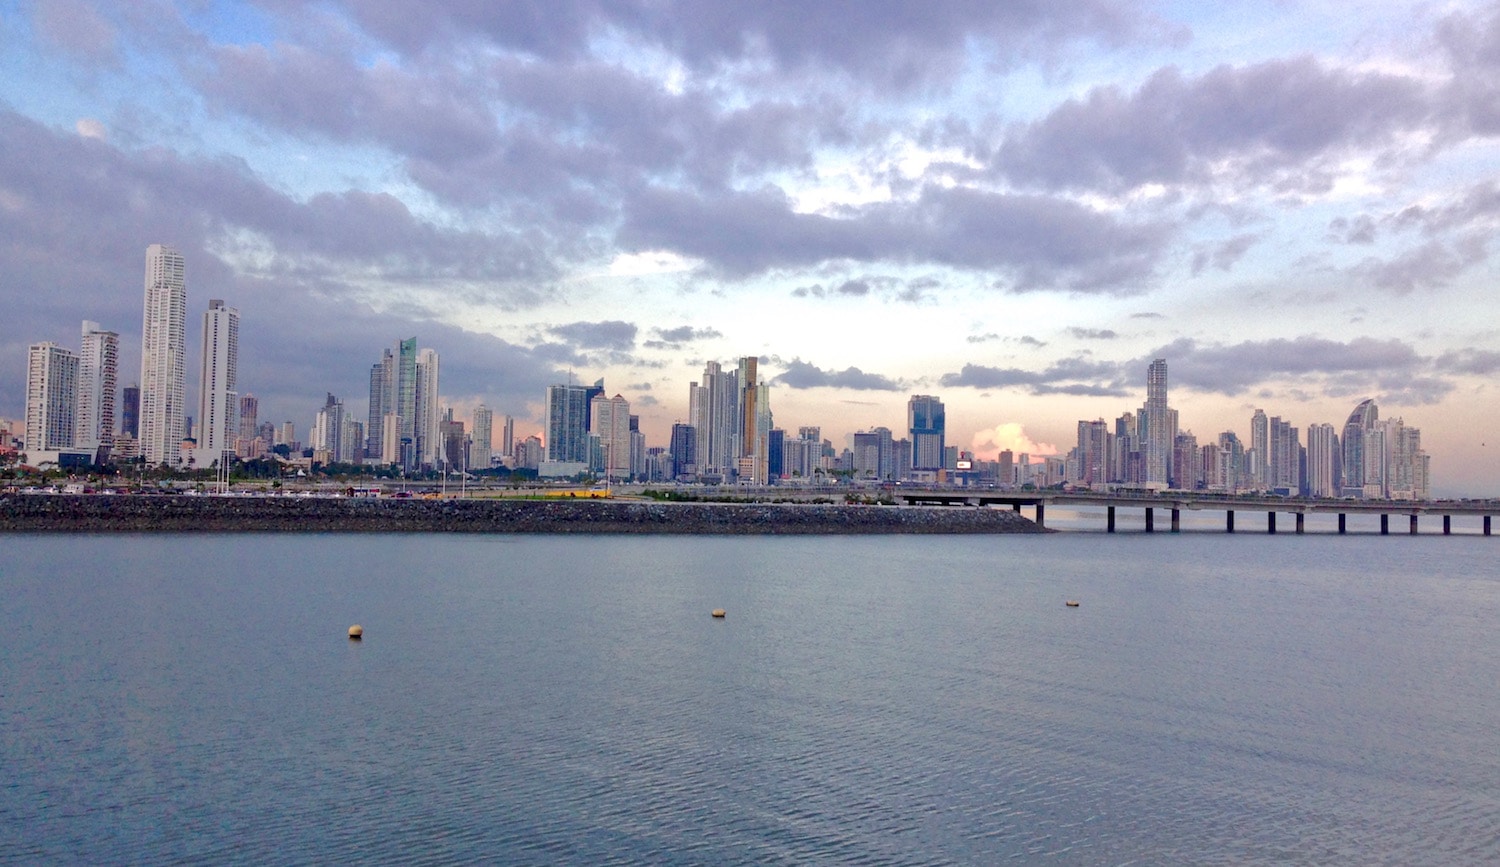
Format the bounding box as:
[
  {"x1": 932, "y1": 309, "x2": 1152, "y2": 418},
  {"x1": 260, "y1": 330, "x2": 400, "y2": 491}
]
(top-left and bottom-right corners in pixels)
[{"x1": 4, "y1": 530, "x2": 1499, "y2": 864}]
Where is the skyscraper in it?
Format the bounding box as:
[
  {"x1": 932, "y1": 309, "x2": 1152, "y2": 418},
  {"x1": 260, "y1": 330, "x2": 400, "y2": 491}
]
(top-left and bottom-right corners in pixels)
[
  {"x1": 1341, "y1": 398, "x2": 1378, "y2": 496},
  {"x1": 139, "y1": 244, "x2": 187, "y2": 466},
  {"x1": 1249, "y1": 409, "x2": 1269, "y2": 489},
  {"x1": 238, "y1": 394, "x2": 259, "y2": 445},
  {"x1": 590, "y1": 393, "x2": 631, "y2": 480},
  {"x1": 1076, "y1": 419, "x2": 1109, "y2": 487},
  {"x1": 1269, "y1": 416, "x2": 1300, "y2": 493},
  {"x1": 545, "y1": 383, "x2": 593, "y2": 464},
  {"x1": 395, "y1": 338, "x2": 417, "y2": 468},
  {"x1": 1307, "y1": 422, "x2": 1338, "y2": 498},
  {"x1": 195, "y1": 300, "x2": 239, "y2": 468},
  {"x1": 471, "y1": 404, "x2": 493, "y2": 469},
  {"x1": 25, "y1": 342, "x2": 78, "y2": 453},
  {"x1": 368, "y1": 348, "x2": 392, "y2": 459},
  {"x1": 1143, "y1": 358, "x2": 1170, "y2": 487},
  {"x1": 416, "y1": 348, "x2": 440, "y2": 467},
  {"x1": 120, "y1": 384, "x2": 140, "y2": 439},
  {"x1": 312, "y1": 393, "x2": 344, "y2": 462},
  {"x1": 908, "y1": 394, "x2": 945, "y2": 472},
  {"x1": 669, "y1": 422, "x2": 697, "y2": 479},
  {"x1": 76, "y1": 320, "x2": 118, "y2": 452},
  {"x1": 692, "y1": 361, "x2": 738, "y2": 479}
]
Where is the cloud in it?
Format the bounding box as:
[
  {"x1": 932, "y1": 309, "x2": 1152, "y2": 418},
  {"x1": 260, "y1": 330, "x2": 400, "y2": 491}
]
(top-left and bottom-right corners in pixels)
[
  {"x1": 1351, "y1": 236, "x2": 1488, "y2": 294},
  {"x1": 1154, "y1": 336, "x2": 1426, "y2": 395},
  {"x1": 331, "y1": 1, "x2": 1147, "y2": 90},
  {"x1": 971, "y1": 423, "x2": 1060, "y2": 459},
  {"x1": 1191, "y1": 233, "x2": 1259, "y2": 274},
  {"x1": 940, "y1": 358, "x2": 1129, "y2": 396},
  {"x1": 622, "y1": 183, "x2": 1171, "y2": 291},
  {"x1": 75, "y1": 118, "x2": 107, "y2": 140},
  {"x1": 547, "y1": 320, "x2": 638, "y2": 351},
  {"x1": 772, "y1": 359, "x2": 904, "y2": 391},
  {"x1": 992, "y1": 57, "x2": 1433, "y2": 195},
  {"x1": 1067, "y1": 327, "x2": 1118, "y2": 340},
  {"x1": 642, "y1": 325, "x2": 722, "y2": 349},
  {"x1": 31, "y1": 0, "x2": 119, "y2": 64},
  {"x1": 1434, "y1": 348, "x2": 1500, "y2": 376},
  {"x1": 0, "y1": 110, "x2": 571, "y2": 428}
]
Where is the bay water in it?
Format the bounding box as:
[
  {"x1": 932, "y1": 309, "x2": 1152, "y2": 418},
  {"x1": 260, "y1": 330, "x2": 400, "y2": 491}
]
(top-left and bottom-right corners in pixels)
[{"x1": 3, "y1": 531, "x2": 1499, "y2": 864}]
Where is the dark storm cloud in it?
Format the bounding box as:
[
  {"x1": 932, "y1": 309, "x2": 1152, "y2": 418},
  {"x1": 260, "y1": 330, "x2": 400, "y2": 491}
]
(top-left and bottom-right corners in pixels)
[
  {"x1": 992, "y1": 57, "x2": 1433, "y2": 195},
  {"x1": 622, "y1": 184, "x2": 1170, "y2": 290},
  {"x1": 547, "y1": 321, "x2": 638, "y2": 351},
  {"x1": 772, "y1": 359, "x2": 903, "y2": 391},
  {"x1": 1152, "y1": 336, "x2": 1425, "y2": 395}
]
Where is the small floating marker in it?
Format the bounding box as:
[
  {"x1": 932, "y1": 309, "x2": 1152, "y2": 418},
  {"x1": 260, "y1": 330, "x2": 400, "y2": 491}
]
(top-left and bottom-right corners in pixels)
[
  {"x1": 1064, "y1": 600, "x2": 1080, "y2": 608},
  {"x1": 348, "y1": 624, "x2": 364, "y2": 639},
  {"x1": 711, "y1": 609, "x2": 726, "y2": 618}
]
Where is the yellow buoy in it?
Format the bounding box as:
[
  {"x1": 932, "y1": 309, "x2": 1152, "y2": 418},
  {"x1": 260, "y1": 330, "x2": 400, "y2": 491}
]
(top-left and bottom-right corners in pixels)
[
  {"x1": 348, "y1": 624, "x2": 364, "y2": 639},
  {"x1": 711, "y1": 609, "x2": 726, "y2": 618}
]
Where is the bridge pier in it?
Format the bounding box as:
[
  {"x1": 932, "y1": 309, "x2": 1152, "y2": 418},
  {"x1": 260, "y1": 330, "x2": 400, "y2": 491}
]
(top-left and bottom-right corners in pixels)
[
  {"x1": 1338, "y1": 513, "x2": 1346, "y2": 534},
  {"x1": 1226, "y1": 510, "x2": 1235, "y2": 533},
  {"x1": 1013, "y1": 503, "x2": 1021, "y2": 512},
  {"x1": 1296, "y1": 512, "x2": 1304, "y2": 534},
  {"x1": 1268, "y1": 512, "x2": 1276, "y2": 534},
  {"x1": 1410, "y1": 514, "x2": 1419, "y2": 535},
  {"x1": 1145, "y1": 507, "x2": 1154, "y2": 533},
  {"x1": 1171, "y1": 508, "x2": 1180, "y2": 533},
  {"x1": 1444, "y1": 515, "x2": 1451, "y2": 535},
  {"x1": 1485, "y1": 516, "x2": 1491, "y2": 536},
  {"x1": 1035, "y1": 503, "x2": 1044, "y2": 528},
  {"x1": 1107, "y1": 506, "x2": 1115, "y2": 533},
  {"x1": 1380, "y1": 514, "x2": 1389, "y2": 535}
]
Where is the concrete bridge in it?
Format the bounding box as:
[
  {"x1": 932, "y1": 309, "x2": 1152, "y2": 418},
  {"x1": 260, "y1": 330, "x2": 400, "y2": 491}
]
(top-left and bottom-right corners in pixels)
[{"x1": 890, "y1": 488, "x2": 1499, "y2": 535}]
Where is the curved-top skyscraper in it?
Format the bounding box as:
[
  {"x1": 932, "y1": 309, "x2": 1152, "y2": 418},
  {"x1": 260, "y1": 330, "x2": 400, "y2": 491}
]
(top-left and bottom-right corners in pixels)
[{"x1": 1341, "y1": 398, "x2": 1378, "y2": 496}]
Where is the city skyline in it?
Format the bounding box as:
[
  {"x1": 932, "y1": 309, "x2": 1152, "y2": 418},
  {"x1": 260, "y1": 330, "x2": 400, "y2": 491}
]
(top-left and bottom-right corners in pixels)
[
  {"x1": 9, "y1": 273, "x2": 1441, "y2": 503},
  {"x1": 3, "y1": 3, "x2": 1500, "y2": 494}
]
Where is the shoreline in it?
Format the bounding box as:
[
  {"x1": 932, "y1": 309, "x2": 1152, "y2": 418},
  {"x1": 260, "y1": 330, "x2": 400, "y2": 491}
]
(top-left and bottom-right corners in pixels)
[{"x1": 0, "y1": 494, "x2": 1050, "y2": 535}]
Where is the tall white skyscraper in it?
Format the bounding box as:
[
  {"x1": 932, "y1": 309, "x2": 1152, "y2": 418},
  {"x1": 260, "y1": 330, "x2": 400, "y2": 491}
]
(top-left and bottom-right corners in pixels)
[
  {"x1": 25, "y1": 343, "x2": 78, "y2": 453},
  {"x1": 195, "y1": 299, "x2": 239, "y2": 468},
  {"x1": 471, "y1": 404, "x2": 493, "y2": 469},
  {"x1": 77, "y1": 320, "x2": 118, "y2": 452},
  {"x1": 1143, "y1": 358, "x2": 1170, "y2": 488},
  {"x1": 140, "y1": 244, "x2": 187, "y2": 466},
  {"x1": 1250, "y1": 409, "x2": 1269, "y2": 490},
  {"x1": 1307, "y1": 422, "x2": 1338, "y2": 498},
  {"x1": 416, "y1": 348, "x2": 440, "y2": 467}
]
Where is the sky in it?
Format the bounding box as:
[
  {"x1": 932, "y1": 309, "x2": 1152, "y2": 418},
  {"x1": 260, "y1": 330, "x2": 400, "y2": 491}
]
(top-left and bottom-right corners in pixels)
[{"x1": 2, "y1": 0, "x2": 1499, "y2": 495}]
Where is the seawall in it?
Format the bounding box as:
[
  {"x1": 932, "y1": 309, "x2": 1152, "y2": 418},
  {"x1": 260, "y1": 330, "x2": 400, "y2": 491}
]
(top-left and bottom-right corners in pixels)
[{"x1": 0, "y1": 494, "x2": 1050, "y2": 535}]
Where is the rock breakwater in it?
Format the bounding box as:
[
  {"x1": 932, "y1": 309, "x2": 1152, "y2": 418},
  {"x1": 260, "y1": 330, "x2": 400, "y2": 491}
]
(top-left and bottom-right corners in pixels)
[{"x1": 0, "y1": 494, "x2": 1049, "y2": 535}]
